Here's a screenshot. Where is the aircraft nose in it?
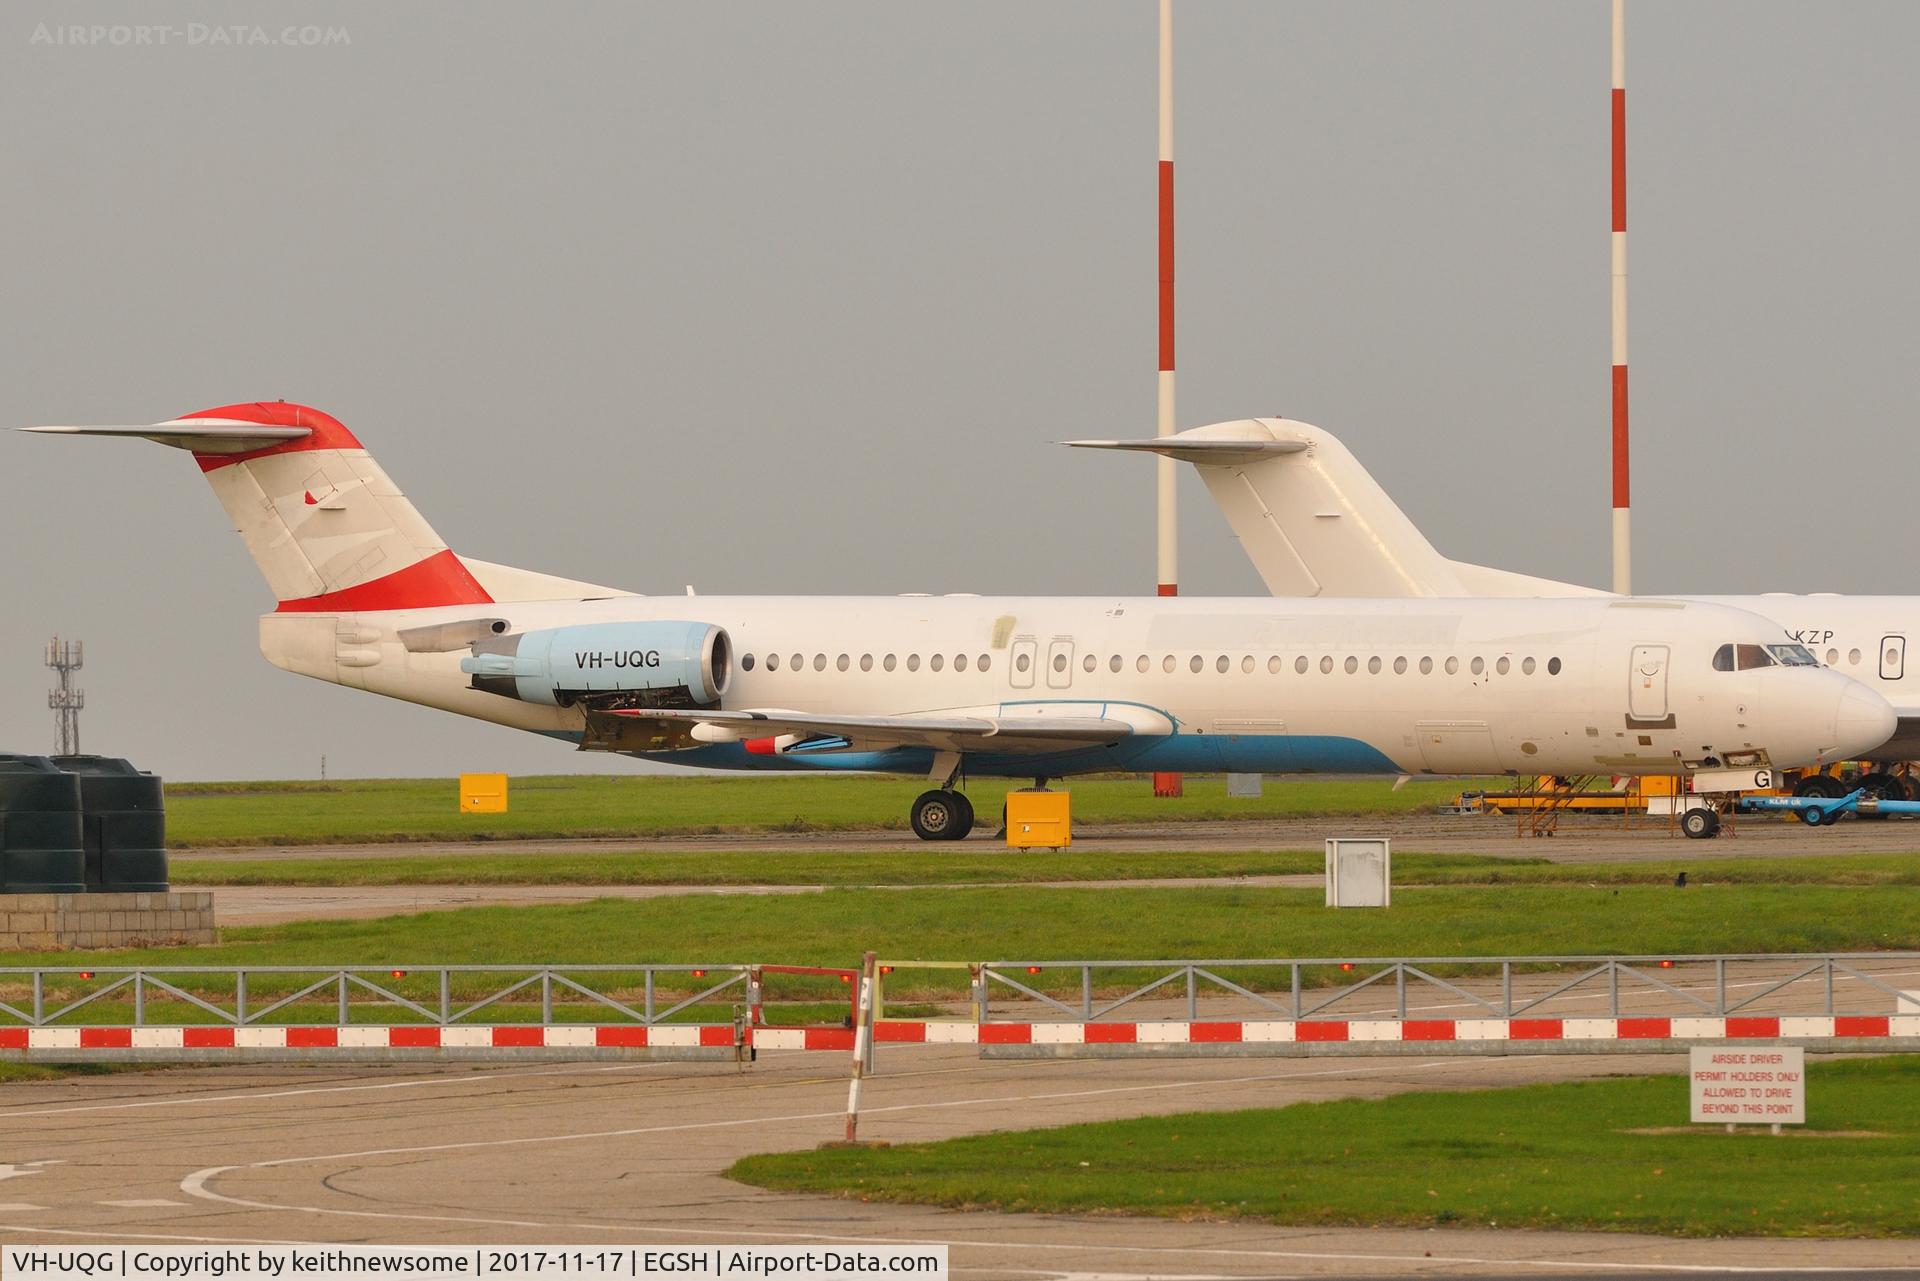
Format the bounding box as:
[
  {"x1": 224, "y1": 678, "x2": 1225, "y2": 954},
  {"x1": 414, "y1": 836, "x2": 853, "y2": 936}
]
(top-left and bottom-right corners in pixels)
[{"x1": 1833, "y1": 680, "x2": 1897, "y2": 759}]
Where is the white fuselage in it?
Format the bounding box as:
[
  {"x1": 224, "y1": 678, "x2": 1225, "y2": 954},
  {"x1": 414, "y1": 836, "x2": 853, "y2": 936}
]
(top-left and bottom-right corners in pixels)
[{"x1": 262, "y1": 593, "x2": 1888, "y2": 779}]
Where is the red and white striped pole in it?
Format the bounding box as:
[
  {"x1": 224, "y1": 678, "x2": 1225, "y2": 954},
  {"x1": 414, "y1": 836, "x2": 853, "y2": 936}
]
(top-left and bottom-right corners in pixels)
[
  {"x1": 1610, "y1": 0, "x2": 1631, "y2": 595},
  {"x1": 1153, "y1": 0, "x2": 1183, "y2": 799}
]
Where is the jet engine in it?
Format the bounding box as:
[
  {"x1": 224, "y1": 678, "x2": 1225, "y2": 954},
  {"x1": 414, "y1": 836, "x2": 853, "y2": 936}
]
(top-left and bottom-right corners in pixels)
[{"x1": 460, "y1": 621, "x2": 731, "y2": 709}]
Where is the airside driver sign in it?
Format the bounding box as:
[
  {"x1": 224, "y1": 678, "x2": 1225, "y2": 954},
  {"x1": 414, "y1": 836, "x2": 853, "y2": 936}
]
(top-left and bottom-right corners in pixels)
[{"x1": 1690, "y1": 1046, "x2": 1805, "y2": 1124}]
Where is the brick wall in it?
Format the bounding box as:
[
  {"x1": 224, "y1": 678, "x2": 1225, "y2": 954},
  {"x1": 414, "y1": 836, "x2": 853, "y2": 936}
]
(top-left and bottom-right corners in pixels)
[{"x1": 0, "y1": 893, "x2": 215, "y2": 950}]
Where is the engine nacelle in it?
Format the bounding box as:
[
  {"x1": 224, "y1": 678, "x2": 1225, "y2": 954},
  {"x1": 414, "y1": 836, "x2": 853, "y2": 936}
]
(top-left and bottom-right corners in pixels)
[{"x1": 459, "y1": 621, "x2": 731, "y2": 708}]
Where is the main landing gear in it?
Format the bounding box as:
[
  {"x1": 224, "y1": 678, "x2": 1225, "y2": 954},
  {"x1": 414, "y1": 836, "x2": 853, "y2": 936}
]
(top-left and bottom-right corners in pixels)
[
  {"x1": 910, "y1": 789, "x2": 974, "y2": 841},
  {"x1": 910, "y1": 750, "x2": 976, "y2": 841}
]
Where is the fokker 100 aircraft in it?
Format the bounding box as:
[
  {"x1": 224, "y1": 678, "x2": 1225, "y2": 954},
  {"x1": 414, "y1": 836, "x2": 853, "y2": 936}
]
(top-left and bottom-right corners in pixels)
[
  {"x1": 1071, "y1": 418, "x2": 1920, "y2": 796},
  {"x1": 25, "y1": 402, "x2": 1895, "y2": 838}
]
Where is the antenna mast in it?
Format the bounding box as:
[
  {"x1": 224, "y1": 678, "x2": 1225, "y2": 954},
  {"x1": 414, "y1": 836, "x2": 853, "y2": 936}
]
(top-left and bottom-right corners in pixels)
[{"x1": 46, "y1": 635, "x2": 84, "y2": 756}]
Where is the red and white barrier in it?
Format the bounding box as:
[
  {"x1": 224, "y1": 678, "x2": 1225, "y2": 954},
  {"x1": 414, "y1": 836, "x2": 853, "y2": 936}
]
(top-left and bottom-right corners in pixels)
[{"x1": 0, "y1": 1025, "x2": 737, "y2": 1051}]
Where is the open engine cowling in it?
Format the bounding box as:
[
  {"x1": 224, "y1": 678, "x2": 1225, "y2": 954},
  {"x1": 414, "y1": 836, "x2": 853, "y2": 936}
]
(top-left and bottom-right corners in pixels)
[{"x1": 459, "y1": 621, "x2": 731, "y2": 708}]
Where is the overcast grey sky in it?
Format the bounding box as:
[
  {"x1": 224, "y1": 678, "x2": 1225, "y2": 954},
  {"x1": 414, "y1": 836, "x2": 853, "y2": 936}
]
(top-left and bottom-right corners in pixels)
[{"x1": 4, "y1": 2, "x2": 1917, "y2": 781}]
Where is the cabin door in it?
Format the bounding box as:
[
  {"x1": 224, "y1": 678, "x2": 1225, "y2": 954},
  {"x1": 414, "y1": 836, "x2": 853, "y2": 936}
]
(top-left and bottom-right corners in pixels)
[
  {"x1": 1880, "y1": 635, "x2": 1906, "y2": 681},
  {"x1": 1629, "y1": 645, "x2": 1669, "y2": 721}
]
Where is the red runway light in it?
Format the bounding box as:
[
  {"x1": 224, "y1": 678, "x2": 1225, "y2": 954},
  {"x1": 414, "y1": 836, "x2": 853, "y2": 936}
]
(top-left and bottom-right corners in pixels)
[
  {"x1": 78, "y1": 970, "x2": 94, "y2": 980},
  {"x1": 1026, "y1": 966, "x2": 1043, "y2": 975},
  {"x1": 691, "y1": 969, "x2": 707, "y2": 978},
  {"x1": 879, "y1": 966, "x2": 893, "y2": 975},
  {"x1": 1659, "y1": 960, "x2": 1675, "y2": 969},
  {"x1": 839, "y1": 973, "x2": 851, "y2": 983},
  {"x1": 1339, "y1": 963, "x2": 1355, "y2": 973},
  {"x1": 390, "y1": 969, "x2": 407, "y2": 979}
]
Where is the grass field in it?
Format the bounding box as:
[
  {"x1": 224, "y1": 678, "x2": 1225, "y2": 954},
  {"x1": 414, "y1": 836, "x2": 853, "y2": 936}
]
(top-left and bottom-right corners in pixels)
[
  {"x1": 162, "y1": 774, "x2": 1474, "y2": 846},
  {"x1": 167, "y1": 849, "x2": 1920, "y2": 889},
  {"x1": 11, "y1": 883, "x2": 1916, "y2": 973},
  {"x1": 727, "y1": 1057, "x2": 1920, "y2": 1238}
]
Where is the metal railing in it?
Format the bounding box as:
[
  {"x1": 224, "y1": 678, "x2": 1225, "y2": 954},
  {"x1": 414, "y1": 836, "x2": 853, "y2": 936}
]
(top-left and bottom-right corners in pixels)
[
  {"x1": 0, "y1": 965, "x2": 751, "y2": 1028},
  {"x1": 975, "y1": 954, "x2": 1920, "y2": 1023}
]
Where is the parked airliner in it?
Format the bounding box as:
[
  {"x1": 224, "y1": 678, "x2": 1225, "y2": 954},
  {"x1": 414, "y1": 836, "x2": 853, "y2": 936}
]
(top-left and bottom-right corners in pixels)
[
  {"x1": 1071, "y1": 418, "x2": 1920, "y2": 793},
  {"x1": 25, "y1": 403, "x2": 1894, "y2": 838}
]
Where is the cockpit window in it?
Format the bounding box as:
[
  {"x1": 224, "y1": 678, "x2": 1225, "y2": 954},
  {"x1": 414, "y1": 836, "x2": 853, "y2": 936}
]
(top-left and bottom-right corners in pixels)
[
  {"x1": 1712, "y1": 644, "x2": 1735, "y2": 672},
  {"x1": 1768, "y1": 643, "x2": 1820, "y2": 667},
  {"x1": 1735, "y1": 644, "x2": 1776, "y2": 670}
]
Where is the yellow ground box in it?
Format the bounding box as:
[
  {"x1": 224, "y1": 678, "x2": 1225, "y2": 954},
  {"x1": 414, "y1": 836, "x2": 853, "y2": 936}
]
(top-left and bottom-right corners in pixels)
[
  {"x1": 459, "y1": 773, "x2": 509, "y2": 813},
  {"x1": 1005, "y1": 789, "x2": 1070, "y2": 849}
]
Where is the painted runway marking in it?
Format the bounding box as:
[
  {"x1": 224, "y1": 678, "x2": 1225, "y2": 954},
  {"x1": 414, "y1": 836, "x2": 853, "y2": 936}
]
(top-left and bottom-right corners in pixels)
[
  {"x1": 0, "y1": 1205, "x2": 47, "y2": 1213},
  {"x1": 101, "y1": 1199, "x2": 188, "y2": 1208},
  {"x1": 0, "y1": 1161, "x2": 63, "y2": 1181}
]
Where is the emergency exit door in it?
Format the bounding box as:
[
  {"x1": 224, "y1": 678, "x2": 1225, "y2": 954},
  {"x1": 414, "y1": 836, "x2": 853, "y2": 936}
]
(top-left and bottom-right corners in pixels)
[
  {"x1": 1045, "y1": 637, "x2": 1075, "y2": 689},
  {"x1": 1009, "y1": 637, "x2": 1038, "y2": 689},
  {"x1": 1629, "y1": 644, "x2": 1669, "y2": 721}
]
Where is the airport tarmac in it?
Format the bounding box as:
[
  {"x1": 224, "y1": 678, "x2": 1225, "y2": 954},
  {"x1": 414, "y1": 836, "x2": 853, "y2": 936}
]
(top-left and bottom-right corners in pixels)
[{"x1": 0, "y1": 1046, "x2": 1911, "y2": 1277}]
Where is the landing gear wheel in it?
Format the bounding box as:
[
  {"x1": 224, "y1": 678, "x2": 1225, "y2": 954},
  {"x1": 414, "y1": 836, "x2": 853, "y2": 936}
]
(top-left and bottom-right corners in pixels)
[
  {"x1": 1680, "y1": 807, "x2": 1720, "y2": 840},
  {"x1": 910, "y1": 789, "x2": 974, "y2": 841},
  {"x1": 946, "y1": 791, "x2": 975, "y2": 840},
  {"x1": 1858, "y1": 773, "x2": 1906, "y2": 816},
  {"x1": 1793, "y1": 774, "x2": 1848, "y2": 800}
]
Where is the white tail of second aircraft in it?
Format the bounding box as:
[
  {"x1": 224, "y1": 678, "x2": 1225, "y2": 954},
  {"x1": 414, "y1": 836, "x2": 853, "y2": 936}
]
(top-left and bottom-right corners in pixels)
[
  {"x1": 1068, "y1": 418, "x2": 1601, "y2": 599},
  {"x1": 23, "y1": 401, "x2": 627, "y2": 610}
]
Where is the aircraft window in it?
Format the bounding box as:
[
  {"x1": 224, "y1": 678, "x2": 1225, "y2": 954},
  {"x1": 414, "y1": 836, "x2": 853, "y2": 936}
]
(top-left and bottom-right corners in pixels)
[
  {"x1": 1367, "y1": 656, "x2": 1382, "y2": 675},
  {"x1": 742, "y1": 653, "x2": 756, "y2": 672},
  {"x1": 1419, "y1": 656, "x2": 1433, "y2": 674},
  {"x1": 1163, "y1": 655, "x2": 1176, "y2": 673},
  {"x1": 857, "y1": 654, "x2": 871, "y2": 672},
  {"x1": 1522, "y1": 657, "x2": 1536, "y2": 675},
  {"x1": 1712, "y1": 644, "x2": 1735, "y2": 672},
  {"x1": 1827, "y1": 648, "x2": 1839, "y2": 665},
  {"x1": 1105, "y1": 654, "x2": 1119, "y2": 673},
  {"x1": 1735, "y1": 644, "x2": 1775, "y2": 670},
  {"x1": 1768, "y1": 644, "x2": 1818, "y2": 667},
  {"x1": 979, "y1": 654, "x2": 991, "y2": 671},
  {"x1": 1137, "y1": 655, "x2": 1150, "y2": 673},
  {"x1": 1082, "y1": 654, "x2": 1096, "y2": 673},
  {"x1": 836, "y1": 654, "x2": 850, "y2": 672},
  {"x1": 1190, "y1": 655, "x2": 1204, "y2": 673},
  {"x1": 1268, "y1": 655, "x2": 1283, "y2": 674},
  {"x1": 1015, "y1": 652, "x2": 1031, "y2": 673},
  {"x1": 1320, "y1": 656, "x2": 1334, "y2": 674},
  {"x1": 1241, "y1": 655, "x2": 1255, "y2": 674},
  {"x1": 1344, "y1": 656, "x2": 1359, "y2": 675},
  {"x1": 1445, "y1": 656, "x2": 1460, "y2": 675},
  {"x1": 907, "y1": 654, "x2": 920, "y2": 671},
  {"x1": 814, "y1": 654, "x2": 828, "y2": 671},
  {"x1": 1296, "y1": 656, "x2": 1310, "y2": 674},
  {"x1": 956, "y1": 653, "x2": 969, "y2": 672},
  {"x1": 1052, "y1": 653, "x2": 1066, "y2": 673},
  {"x1": 1850, "y1": 648, "x2": 1862, "y2": 665},
  {"x1": 1216, "y1": 655, "x2": 1230, "y2": 674},
  {"x1": 1394, "y1": 656, "x2": 1408, "y2": 675},
  {"x1": 766, "y1": 654, "x2": 781, "y2": 671},
  {"x1": 932, "y1": 654, "x2": 946, "y2": 672},
  {"x1": 884, "y1": 654, "x2": 897, "y2": 671},
  {"x1": 1496, "y1": 657, "x2": 1510, "y2": 675},
  {"x1": 1548, "y1": 656, "x2": 1561, "y2": 675},
  {"x1": 1470, "y1": 657, "x2": 1485, "y2": 675},
  {"x1": 791, "y1": 653, "x2": 803, "y2": 671}
]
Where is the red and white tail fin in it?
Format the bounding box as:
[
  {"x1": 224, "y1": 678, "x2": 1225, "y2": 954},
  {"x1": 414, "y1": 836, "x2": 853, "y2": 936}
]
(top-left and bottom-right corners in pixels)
[{"x1": 25, "y1": 401, "x2": 621, "y2": 610}]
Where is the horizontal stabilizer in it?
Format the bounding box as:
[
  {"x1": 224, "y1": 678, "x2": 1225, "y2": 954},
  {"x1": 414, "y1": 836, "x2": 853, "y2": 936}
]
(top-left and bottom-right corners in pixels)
[
  {"x1": 1065, "y1": 437, "x2": 1307, "y2": 466},
  {"x1": 21, "y1": 418, "x2": 311, "y2": 454}
]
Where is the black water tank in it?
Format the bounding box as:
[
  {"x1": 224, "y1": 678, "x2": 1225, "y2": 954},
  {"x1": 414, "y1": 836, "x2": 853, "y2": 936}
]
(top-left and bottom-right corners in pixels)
[
  {"x1": 52, "y1": 757, "x2": 169, "y2": 892},
  {"x1": 0, "y1": 756, "x2": 87, "y2": 893}
]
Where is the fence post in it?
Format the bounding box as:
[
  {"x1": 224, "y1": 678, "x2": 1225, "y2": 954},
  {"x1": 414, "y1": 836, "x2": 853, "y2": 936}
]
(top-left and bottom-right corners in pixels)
[
  {"x1": 1185, "y1": 966, "x2": 1196, "y2": 1020},
  {"x1": 439, "y1": 970, "x2": 449, "y2": 1024},
  {"x1": 134, "y1": 972, "x2": 145, "y2": 1026},
  {"x1": 32, "y1": 972, "x2": 42, "y2": 1026},
  {"x1": 845, "y1": 950, "x2": 878, "y2": 1143},
  {"x1": 1082, "y1": 966, "x2": 1093, "y2": 1020},
  {"x1": 236, "y1": 971, "x2": 247, "y2": 1024},
  {"x1": 541, "y1": 971, "x2": 553, "y2": 1025},
  {"x1": 971, "y1": 964, "x2": 986, "y2": 1023},
  {"x1": 337, "y1": 973, "x2": 349, "y2": 1025}
]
